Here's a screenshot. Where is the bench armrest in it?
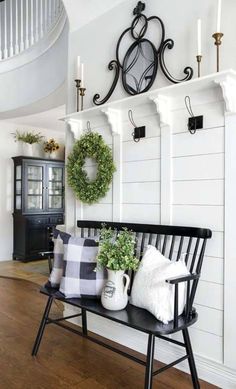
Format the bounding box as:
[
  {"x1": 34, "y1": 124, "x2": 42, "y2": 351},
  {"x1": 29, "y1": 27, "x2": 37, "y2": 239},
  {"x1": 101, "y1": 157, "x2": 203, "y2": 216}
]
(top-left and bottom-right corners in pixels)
[
  {"x1": 165, "y1": 273, "x2": 200, "y2": 328},
  {"x1": 165, "y1": 273, "x2": 200, "y2": 284}
]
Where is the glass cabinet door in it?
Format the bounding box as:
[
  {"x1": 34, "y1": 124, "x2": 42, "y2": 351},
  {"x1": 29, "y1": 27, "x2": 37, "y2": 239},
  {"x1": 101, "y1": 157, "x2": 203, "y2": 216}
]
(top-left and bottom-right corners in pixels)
[
  {"x1": 15, "y1": 165, "x2": 22, "y2": 211},
  {"x1": 25, "y1": 164, "x2": 44, "y2": 212},
  {"x1": 47, "y1": 165, "x2": 64, "y2": 211}
]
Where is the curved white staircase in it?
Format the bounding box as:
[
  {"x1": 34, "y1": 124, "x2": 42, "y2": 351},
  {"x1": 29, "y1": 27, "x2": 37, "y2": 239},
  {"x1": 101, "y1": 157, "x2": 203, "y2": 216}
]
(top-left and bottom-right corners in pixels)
[
  {"x1": 0, "y1": 0, "x2": 68, "y2": 116},
  {"x1": 0, "y1": 0, "x2": 65, "y2": 60}
]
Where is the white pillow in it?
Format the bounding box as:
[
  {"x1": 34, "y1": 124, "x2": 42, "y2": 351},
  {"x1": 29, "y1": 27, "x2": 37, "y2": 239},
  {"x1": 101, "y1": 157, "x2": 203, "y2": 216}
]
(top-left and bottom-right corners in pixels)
[{"x1": 130, "y1": 245, "x2": 189, "y2": 324}]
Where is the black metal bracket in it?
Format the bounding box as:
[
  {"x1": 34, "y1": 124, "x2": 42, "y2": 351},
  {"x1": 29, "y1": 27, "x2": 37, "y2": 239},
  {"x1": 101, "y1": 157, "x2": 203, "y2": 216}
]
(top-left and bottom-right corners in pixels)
[
  {"x1": 133, "y1": 126, "x2": 146, "y2": 140},
  {"x1": 188, "y1": 116, "x2": 203, "y2": 134},
  {"x1": 128, "y1": 109, "x2": 146, "y2": 142},
  {"x1": 185, "y1": 96, "x2": 204, "y2": 135},
  {"x1": 93, "y1": 2, "x2": 193, "y2": 106}
]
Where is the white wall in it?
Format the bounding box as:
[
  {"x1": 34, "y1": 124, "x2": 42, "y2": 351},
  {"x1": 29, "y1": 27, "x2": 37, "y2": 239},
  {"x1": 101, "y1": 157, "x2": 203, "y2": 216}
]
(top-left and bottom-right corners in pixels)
[
  {"x1": 71, "y1": 88, "x2": 225, "y2": 360},
  {"x1": 65, "y1": 79, "x2": 236, "y2": 387},
  {"x1": 67, "y1": 0, "x2": 236, "y2": 113},
  {"x1": 0, "y1": 121, "x2": 65, "y2": 261},
  {"x1": 62, "y1": 0, "x2": 127, "y2": 32},
  {"x1": 171, "y1": 96, "x2": 225, "y2": 364},
  {"x1": 64, "y1": 2, "x2": 236, "y2": 387}
]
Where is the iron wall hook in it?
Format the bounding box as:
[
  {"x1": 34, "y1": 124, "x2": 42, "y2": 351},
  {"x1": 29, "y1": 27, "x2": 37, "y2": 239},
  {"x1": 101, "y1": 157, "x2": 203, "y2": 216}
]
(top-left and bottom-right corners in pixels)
[
  {"x1": 184, "y1": 96, "x2": 203, "y2": 135},
  {"x1": 86, "y1": 121, "x2": 92, "y2": 133},
  {"x1": 128, "y1": 109, "x2": 146, "y2": 143}
]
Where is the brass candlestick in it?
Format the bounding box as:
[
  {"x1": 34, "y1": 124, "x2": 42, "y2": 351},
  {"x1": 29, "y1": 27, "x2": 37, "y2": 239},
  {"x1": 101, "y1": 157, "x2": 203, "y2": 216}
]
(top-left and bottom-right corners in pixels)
[
  {"x1": 75, "y1": 79, "x2": 81, "y2": 112},
  {"x1": 196, "y1": 55, "x2": 202, "y2": 78},
  {"x1": 212, "y1": 32, "x2": 224, "y2": 72},
  {"x1": 79, "y1": 87, "x2": 86, "y2": 111}
]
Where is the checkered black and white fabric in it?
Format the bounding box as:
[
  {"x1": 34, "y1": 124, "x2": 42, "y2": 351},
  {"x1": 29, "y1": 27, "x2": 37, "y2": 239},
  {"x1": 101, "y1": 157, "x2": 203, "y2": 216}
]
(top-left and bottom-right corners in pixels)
[
  {"x1": 59, "y1": 236, "x2": 107, "y2": 299},
  {"x1": 46, "y1": 229, "x2": 71, "y2": 288}
]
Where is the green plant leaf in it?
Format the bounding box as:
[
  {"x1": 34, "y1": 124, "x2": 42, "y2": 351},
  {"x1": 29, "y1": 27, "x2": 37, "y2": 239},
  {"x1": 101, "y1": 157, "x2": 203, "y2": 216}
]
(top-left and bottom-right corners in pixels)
[
  {"x1": 12, "y1": 130, "x2": 44, "y2": 144},
  {"x1": 97, "y1": 226, "x2": 139, "y2": 271}
]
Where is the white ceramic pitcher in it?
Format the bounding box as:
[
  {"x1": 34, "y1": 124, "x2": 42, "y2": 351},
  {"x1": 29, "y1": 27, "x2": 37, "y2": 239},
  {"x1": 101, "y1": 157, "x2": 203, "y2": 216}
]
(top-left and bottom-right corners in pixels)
[{"x1": 101, "y1": 269, "x2": 130, "y2": 311}]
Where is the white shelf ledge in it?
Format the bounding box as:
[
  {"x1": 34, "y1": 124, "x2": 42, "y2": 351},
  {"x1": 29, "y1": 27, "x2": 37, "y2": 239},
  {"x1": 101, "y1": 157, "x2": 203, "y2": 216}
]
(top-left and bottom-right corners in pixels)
[{"x1": 61, "y1": 69, "x2": 236, "y2": 123}]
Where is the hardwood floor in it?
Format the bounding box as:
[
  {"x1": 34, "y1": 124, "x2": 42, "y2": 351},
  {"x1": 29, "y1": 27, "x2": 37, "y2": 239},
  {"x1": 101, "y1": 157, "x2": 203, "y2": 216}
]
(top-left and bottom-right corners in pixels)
[
  {"x1": 0, "y1": 259, "x2": 49, "y2": 285},
  {"x1": 0, "y1": 273, "x2": 218, "y2": 389}
]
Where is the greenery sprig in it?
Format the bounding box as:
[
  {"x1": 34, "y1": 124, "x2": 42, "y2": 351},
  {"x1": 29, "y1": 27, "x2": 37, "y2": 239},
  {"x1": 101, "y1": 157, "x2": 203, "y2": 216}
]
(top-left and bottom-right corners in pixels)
[
  {"x1": 67, "y1": 132, "x2": 116, "y2": 204},
  {"x1": 97, "y1": 226, "x2": 139, "y2": 271},
  {"x1": 13, "y1": 130, "x2": 44, "y2": 144}
]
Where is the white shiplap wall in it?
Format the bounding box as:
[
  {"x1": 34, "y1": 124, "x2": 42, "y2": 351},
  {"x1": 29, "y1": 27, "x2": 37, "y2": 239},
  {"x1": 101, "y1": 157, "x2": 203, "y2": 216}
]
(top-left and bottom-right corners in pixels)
[
  {"x1": 76, "y1": 95, "x2": 224, "y2": 362},
  {"x1": 171, "y1": 100, "x2": 225, "y2": 363},
  {"x1": 65, "y1": 72, "x2": 236, "y2": 387},
  {"x1": 122, "y1": 109, "x2": 161, "y2": 224},
  {"x1": 81, "y1": 105, "x2": 162, "y2": 225}
]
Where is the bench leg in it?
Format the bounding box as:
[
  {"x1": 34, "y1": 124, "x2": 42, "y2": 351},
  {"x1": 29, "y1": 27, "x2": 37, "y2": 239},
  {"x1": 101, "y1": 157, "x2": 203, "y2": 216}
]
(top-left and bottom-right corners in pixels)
[
  {"x1": 32, "y1": 296, "x2": 53, "y2": 356},
  {"x1": 144, "y1": 334, "x2": 155, "y2": 389},
  {"x1": 183, "y1": 328, "x2": 200, "y2": 389},
  {"x1": 48, "y1": 256, "x2": 53, "y2": 273},
  {"x1": 81, "y1": 308, "x2": 87, "y2": 336}
]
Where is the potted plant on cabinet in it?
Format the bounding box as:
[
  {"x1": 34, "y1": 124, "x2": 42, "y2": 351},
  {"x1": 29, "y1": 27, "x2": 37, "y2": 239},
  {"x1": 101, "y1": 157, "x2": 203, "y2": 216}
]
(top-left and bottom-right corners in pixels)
[
  {"x1": 13, "y1": 130, "x2": 44, "y2": 157},
  {"x1": 44, "y1": 138, "x2": 61, "y2": 159},
  {"x1": 97, "y1": 226, "x2": 139, "y2": 311}
]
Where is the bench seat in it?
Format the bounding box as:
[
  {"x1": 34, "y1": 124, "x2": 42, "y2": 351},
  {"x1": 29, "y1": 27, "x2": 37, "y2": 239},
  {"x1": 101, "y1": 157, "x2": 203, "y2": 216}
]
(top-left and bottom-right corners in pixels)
[
  {"x1": 40, "y1": 285, "x2": 198, "y2": 336},
  {"x1": 32, "y1": 221, "x2": 212, "y2": 389}
]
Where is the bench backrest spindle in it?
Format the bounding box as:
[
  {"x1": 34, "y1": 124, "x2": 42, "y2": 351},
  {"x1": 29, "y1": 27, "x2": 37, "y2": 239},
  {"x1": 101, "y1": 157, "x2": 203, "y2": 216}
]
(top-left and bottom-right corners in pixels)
[{"x1": 77, "y1": 221, "x2": 212, "y2": 322}]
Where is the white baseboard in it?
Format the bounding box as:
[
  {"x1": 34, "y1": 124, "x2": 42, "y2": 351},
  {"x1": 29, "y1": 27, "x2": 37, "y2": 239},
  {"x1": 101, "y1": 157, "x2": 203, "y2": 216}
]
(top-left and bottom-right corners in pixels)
[
  {"x1": 156, "y1": 339, "x2": 236, "y2": 389},
  {"x1": 63, "y1": 306, "x2": 236, "y2": 388}
]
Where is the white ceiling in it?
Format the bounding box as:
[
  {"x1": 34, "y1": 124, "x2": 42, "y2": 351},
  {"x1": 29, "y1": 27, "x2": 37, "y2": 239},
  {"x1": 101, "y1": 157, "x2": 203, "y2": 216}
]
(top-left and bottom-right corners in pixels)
[{"x1": 5, "y1": 105, "x2": 66, "y2": 132}]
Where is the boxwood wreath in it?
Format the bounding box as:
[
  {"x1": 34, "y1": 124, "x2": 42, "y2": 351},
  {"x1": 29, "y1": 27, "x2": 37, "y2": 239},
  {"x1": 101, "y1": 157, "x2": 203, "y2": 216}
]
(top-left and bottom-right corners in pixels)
[{"x1": 67, "y1": 132, "x2": 116, "y2": 204}]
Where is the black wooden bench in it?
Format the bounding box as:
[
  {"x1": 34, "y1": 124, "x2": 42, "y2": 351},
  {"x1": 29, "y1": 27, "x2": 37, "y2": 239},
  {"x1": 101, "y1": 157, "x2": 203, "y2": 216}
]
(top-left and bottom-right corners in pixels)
[{"x1": 32, "y1": 221, "x2": 212, "y2": 389}]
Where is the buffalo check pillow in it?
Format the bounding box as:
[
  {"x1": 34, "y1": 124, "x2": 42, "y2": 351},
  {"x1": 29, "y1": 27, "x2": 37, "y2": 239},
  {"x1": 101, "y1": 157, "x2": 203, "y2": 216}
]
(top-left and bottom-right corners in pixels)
[
  {"x1": 45, "y1": 229, "x2": 71, "y2": 289},
  {"x1": 59, "y1": 236, "x2": 107, "y2": 299}
]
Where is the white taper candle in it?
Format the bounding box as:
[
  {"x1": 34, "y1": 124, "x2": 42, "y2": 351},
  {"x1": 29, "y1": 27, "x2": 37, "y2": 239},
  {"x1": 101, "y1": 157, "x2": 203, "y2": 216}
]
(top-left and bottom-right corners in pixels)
[
  {"x1": 77, "y1": 56, "x2": 81, "y2": 79},
  {"x1": 197, "y1": 19, "x2": 201, "y2": 55},
  {"x1": 217, "y1": 0, "x2": 222, "y2": 32},
  {"x1": 81, "y1": 63, "x2": 84, "y2": 86}
]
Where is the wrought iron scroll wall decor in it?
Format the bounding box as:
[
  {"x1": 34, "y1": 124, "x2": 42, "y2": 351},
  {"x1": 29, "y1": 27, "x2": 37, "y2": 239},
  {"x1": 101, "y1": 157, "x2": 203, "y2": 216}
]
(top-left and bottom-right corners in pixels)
[{"x1": 93, "y1": 1, "x2": 193, "y2": 106}]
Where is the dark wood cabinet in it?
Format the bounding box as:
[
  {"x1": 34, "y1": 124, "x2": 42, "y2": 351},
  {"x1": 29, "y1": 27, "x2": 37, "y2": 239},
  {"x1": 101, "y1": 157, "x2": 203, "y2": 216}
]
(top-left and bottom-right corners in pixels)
[{"x1": 12, "y1": 156, "x2": 65, "y2": 261}]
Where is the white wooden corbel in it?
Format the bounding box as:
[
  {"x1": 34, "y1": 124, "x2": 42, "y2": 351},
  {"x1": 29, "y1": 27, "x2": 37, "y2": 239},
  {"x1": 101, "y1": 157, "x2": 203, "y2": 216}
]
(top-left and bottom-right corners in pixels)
[
  {"x1": 102, "y1": 108, "x2": 122, "y2": 136},
  {"x1": 66, "y1": 118, "x2": 84, "y2": 140},
  {"x1": 102, "y1": 107, "x2": 122, "y2": 222},
  {"x1": 215, "y1": 75, "x2": 236, "y2": 114},
  {"x1": 149, "y1": 94, "x2": 171, "y2": 127}
]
